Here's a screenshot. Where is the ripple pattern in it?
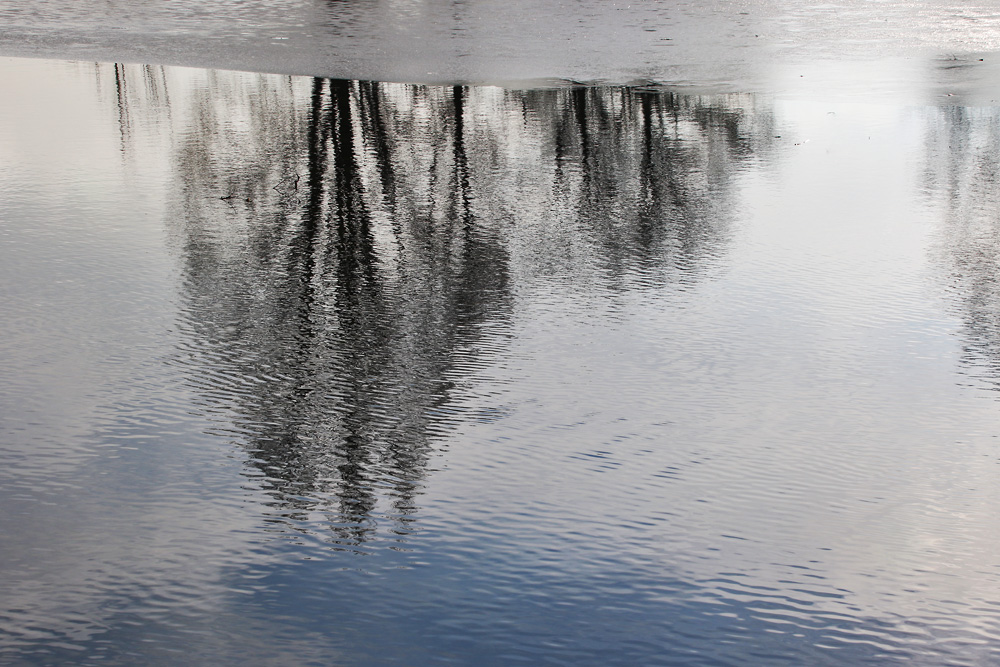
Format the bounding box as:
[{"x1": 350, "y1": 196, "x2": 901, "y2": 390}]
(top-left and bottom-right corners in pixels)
[{"x1": 3, "y1": 58, "x2": 1000, "y2": 665}]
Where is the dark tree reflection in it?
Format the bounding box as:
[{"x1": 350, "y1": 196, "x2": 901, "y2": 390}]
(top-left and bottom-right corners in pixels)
[
  {"x1": 923, "y1": 105, "x2": 1000, "y2": 391},
  {"x1": 100, "y1": 66, "x2": 774, "y2": 547},
  {"x1": 520, "y1": 86, "x2": 772, "y2": 287}
]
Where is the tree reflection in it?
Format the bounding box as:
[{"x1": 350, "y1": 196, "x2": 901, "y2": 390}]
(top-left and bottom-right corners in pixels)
[
  {"x1": 100, "y1": 65, "x2": 774, "y2": 547},
  {"x1": 520, "y1": 86, "x2": 771, "y2": 287},
  {"x1": 923, "y1": 104, "x2": 1000, "y2": 391}
]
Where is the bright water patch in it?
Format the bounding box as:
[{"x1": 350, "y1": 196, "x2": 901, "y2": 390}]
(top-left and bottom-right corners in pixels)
[{"x1": 3, "y1": 57, "x2": 1000, "y2": 664}]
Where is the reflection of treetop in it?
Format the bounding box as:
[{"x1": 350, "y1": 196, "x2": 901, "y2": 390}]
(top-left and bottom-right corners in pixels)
[
  {"x1": 99, "y1": 64, "x2": 775, "y2": 549},
  {"x1": 923, "y1": 106, "x2": 1000, "y2": 391}
]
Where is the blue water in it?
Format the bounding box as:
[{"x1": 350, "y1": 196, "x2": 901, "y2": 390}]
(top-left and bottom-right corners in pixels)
[{"x1": 3, "y1": 7, "x2": 1000, "y2": 664}]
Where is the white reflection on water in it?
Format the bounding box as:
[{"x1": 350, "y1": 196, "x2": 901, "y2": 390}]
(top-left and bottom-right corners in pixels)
[
  {"x1": 2, "y1": 56, "x2": 1000, "y2": 664},
  {"x1": 0, "y1": 59, "x2": 283, "y2": 661}
]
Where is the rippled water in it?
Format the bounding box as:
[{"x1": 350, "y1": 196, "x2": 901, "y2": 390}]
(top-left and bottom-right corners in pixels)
[
  {"x1": 4, "y1": 0, "x2": 1000, "y2": 88},
  {"x1": 4, "y1": 56, "x2": 1000, "y2": 664}
]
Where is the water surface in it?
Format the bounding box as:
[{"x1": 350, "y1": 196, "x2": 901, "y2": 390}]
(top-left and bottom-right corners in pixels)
[
  {"x1": 5, "y1": 0, "x2": 1000, "y2": 88},
  {"x1": 3, "y1": 56, "x2": 1000, "y2": 664}
]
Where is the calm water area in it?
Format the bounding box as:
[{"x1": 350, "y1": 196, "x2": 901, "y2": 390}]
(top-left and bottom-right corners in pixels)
[{"x1": 4, "y1": 1, "x2": 1000, "y2": 665}]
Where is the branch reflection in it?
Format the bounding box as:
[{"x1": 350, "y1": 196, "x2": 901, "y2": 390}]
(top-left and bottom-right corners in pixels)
[{"x1": 101, "y1": 65, "x2": 773, "y2": 548}]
